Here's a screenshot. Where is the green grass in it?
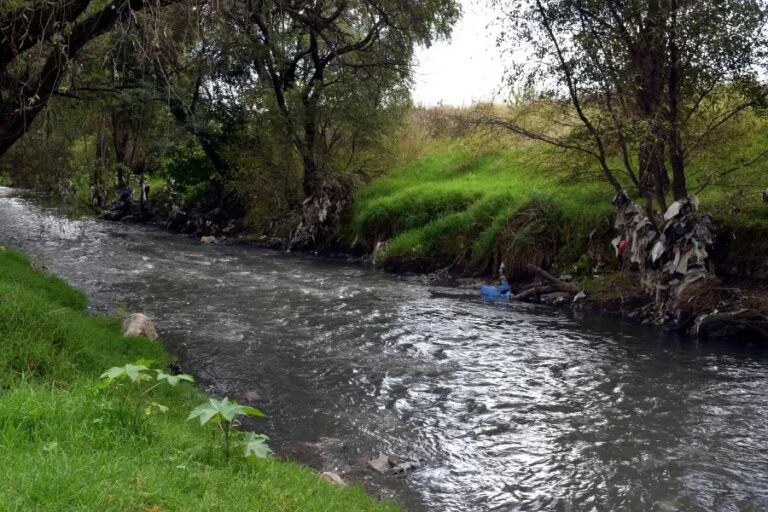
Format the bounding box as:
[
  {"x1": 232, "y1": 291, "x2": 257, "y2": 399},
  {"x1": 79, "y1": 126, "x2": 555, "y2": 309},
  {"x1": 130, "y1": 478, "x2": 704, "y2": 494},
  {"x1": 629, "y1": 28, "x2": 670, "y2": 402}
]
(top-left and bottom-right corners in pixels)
[
  {"x1": 348, "y1": 140, "x2": 614, "y2": 274},
  {"x1": 348, "y1": 108, "x2": 768, "y2": 276},
  {"x1": 0, "y1": 248, "x2": 398, "y2": 512}
]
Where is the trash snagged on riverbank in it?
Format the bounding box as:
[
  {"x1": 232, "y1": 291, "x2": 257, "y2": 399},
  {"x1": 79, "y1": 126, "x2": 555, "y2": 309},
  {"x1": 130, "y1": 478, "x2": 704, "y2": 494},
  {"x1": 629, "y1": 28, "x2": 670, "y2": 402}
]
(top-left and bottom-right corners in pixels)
[
  {"x1": 612, "y1": 194, "x2": 715, "y2": 325},
  {"x1": 606, "y1": 192, "x2": 768, "y2": 343},
  {"x1": 484, "y1": 191, "x2": 767, "y2": 344}
]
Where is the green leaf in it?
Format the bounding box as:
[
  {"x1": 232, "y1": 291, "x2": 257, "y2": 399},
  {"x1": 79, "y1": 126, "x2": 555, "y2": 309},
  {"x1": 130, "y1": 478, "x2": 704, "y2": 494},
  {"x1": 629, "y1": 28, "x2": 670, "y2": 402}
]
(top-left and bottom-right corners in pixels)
[
  {"x1": 242, "y1": 433, "x2": 272, "y2": 459},
  {"x1": 99, "y1": 362, "x2": 151, "y2": 384},
  {"x1": 187, "y1": 397, "x2": 267, "y2": 427},
  {"x1": 155, "y1": 370, "x2": 194, "y2": 386},
  {"x1": 238, "y1": 405, "x2": 267, "y2": 418},
  {"x1": 144, "y1": 402, "x2": 169, "y2": 416},
  {"x1": 100, "y1": 366, "x2": 125, "y2": 381},
  {"x1": 217, "y1": 398, "x2": 241, "y2": 422},
  {"x1": 187, "y1": 401, "x2": 220, "y2": 426}
]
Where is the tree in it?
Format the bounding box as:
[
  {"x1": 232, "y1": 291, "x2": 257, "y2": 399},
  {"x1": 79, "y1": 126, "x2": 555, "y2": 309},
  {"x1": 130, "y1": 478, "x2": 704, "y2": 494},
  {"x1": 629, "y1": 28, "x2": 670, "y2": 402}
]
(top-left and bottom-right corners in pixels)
[
  {"x1": 489, "y1": 0, "x2": 768, "y2": 214},
  {"x1": 206, "y1": 0, "x2": 459, "y2": 241},
  {"x1": 0, "y1": 0, "x2": 185, "y2": 159}
]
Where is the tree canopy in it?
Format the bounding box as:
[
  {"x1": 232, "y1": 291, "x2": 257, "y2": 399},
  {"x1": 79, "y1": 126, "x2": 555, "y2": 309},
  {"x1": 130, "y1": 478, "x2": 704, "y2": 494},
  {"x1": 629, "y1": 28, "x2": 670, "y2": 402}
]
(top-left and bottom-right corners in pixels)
[{"x1": 491, "y1": 0, "x2": 768, "y2": 212}]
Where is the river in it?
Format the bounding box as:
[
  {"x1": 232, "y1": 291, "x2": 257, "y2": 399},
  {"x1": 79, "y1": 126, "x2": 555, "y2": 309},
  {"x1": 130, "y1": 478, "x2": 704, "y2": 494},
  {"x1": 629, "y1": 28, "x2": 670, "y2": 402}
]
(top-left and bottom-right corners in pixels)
[{"x1": 1, "y1": 186, "x2": 767, "y2": 512}]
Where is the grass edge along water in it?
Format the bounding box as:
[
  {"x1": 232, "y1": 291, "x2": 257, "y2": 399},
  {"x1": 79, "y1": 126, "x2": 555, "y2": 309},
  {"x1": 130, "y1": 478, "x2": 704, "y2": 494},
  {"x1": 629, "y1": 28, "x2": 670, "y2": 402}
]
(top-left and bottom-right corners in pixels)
[{"x1": 0, "y1": 247, "x2": 398, "y2": 512}]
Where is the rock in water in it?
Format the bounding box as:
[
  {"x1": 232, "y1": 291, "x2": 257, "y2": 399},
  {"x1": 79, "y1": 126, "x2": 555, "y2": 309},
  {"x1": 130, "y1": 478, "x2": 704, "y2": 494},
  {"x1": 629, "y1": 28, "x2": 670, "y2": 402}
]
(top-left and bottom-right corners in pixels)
[
  {"x1": 365, "y1": 453, "x2": 421, "y2": 476},
  {"x1": 366, "y1": 453, "x2": 392, "y2": 474},
  {"x1": 122, "y1": 313, "x2": 158, "y2": 339}
]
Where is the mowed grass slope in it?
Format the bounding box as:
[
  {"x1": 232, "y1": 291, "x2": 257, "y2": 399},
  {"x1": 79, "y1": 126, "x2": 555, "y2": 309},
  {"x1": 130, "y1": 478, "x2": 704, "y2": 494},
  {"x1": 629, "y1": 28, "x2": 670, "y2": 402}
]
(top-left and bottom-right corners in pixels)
[{"x1": 0, "y1": 249, "x2": 398, "y2": 512}]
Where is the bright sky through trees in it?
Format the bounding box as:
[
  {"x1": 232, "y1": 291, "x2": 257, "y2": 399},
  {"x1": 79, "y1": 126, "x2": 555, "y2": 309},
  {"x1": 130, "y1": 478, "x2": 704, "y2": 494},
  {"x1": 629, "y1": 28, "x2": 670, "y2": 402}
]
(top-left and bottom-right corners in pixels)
[{"x1": 412, "y1": 0, "x2": 506, "y2": 106}]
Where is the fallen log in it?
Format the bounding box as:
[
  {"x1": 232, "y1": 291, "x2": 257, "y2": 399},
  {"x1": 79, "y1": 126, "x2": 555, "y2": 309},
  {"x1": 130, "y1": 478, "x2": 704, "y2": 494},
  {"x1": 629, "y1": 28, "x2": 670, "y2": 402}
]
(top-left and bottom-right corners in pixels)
[
  {"x1": 512, "y1": 285, "x2": 555, "y2": 301},
  {"x1": 525, "y1": 264, "x2": 583, "y2": 295}
]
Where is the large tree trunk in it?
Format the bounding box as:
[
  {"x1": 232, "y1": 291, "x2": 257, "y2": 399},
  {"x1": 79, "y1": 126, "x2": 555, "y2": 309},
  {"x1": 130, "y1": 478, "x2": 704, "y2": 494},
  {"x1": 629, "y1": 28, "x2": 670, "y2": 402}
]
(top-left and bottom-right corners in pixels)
[
  {"x1": 111, "y1": 112, "x2": 131, "y2": 188},
  {"x1": 301, "y1": 154, "x2": 321, "y2": 198},
  {"x1": 633, "y1": 0, "x2": 670, "y2": 214},
  {"x1": 667, "y1": 0, "x2": 688, "y2": 201},
  {"x1": 639, "y1": 135, "x2": 669, "y2": 213},
  {"x1": 668, "y1": 128, "x2": 686, "y2": 200}
]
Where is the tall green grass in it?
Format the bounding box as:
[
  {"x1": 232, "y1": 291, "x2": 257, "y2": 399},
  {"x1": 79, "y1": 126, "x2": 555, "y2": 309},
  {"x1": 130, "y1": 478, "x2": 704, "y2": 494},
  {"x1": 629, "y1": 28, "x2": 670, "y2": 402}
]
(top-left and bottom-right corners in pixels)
[
  {"x1": 349, "y1": 107, "x2": 768, "y2": 276},
  {"x1": 348, "y1": 140, "x2": 613, "y2": 273},
  {"x1": 0, "y1": 248, "x2": 398, "y2": 512}
]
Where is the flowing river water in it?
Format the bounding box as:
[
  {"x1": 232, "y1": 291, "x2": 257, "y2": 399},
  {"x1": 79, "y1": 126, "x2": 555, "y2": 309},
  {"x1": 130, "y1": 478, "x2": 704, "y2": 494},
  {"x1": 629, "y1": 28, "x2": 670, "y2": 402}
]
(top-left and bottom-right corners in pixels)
[{"x1": 2, "y1": 186, "x2": 768, "y2": 511}]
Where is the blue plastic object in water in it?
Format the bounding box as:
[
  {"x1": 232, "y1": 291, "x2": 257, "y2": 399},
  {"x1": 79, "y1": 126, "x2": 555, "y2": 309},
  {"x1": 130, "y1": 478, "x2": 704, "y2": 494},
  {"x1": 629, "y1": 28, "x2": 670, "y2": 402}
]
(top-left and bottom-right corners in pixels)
[{"x1": 480, "y1": 283, "x2": 511, "y2": 299}]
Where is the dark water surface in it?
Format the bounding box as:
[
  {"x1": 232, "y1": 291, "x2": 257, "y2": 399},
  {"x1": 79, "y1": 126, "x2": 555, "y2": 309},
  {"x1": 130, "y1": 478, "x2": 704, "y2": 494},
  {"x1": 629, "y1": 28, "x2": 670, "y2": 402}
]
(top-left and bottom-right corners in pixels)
[{"x1": 2, "y1": 186, "x2": 767, "y2": 511}]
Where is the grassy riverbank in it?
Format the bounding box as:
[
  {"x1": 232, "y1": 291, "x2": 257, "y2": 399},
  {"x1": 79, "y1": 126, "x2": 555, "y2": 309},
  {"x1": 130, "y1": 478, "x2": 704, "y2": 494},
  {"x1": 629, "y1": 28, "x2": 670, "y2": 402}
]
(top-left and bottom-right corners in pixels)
[
  {"x1": 0, "y1": 248, "x2": 397, "y2": 511},
  {"x1": 347, "y1": 109, "x2": 768, "y2": 279},
  {"x1": 348, "y1": 138, "x2": 612, "y2": 276}
]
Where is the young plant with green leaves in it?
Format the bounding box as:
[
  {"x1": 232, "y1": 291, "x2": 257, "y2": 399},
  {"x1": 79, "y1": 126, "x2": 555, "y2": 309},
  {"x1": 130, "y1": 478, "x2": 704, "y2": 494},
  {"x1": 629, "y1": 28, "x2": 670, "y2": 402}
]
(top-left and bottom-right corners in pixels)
[
  {"x1": 241, "y1": 432, "x2": 273, "y2": 459},
  {"x1": 99, "y1": 359, "x2": 194, "y2": 430},
  {"x1": 187, "y1": 397, "x2": 268, "y2": 461}
]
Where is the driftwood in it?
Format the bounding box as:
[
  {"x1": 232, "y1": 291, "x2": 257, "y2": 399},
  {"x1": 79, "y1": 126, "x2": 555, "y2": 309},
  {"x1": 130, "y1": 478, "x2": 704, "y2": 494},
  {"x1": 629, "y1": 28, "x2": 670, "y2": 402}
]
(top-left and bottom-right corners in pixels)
[
  {"x1": 512, "y1": 285, "x2": 555, "y2": 301},
  {"x1": 511, "y1": 265, "x2": 583, "y2": 302},
  {"x1": 525, "y1": 264, "x2": 582, "y2": 294}
]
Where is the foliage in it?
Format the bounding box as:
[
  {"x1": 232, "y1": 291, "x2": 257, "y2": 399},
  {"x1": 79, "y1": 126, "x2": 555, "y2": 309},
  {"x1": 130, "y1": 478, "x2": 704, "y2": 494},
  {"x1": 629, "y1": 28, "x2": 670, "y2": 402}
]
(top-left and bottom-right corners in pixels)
[
  {"x1": 188, "y1": 397, "x2": 267, "y2": 461},
  {"x1": 188, "y1": 397, "x2": 266, "y2": 426},
  {"x1": 163, "y1": 143, "x2": 218, "y2": 189},
  {"x1": 350, "y1": 107, "x2": 768, "y2": 274},
  {"x1": 0, "y1": 0, "x2": 461, "y2": 242},
  {"x1": 490, "y1": 0, "x2": 768, "y2": 211},
  {"x1": 0, "y1": 248, "x2": 398, "y2": 511},
  {"x1": 98, "y1": 359, "x2": 194, "y2": 431},
  {"x1": 0, "y1": 0, "x2": 185, "y2": 159},
  {"x1": 100, "y1": 361, "x2": 154, "y2": 385},
  {"x1": 205, "y1": 0, "x2": 460, "y2": 199},
  {"x1": 242, "y1": 432, "x2": 273, "y2": 459},
  {"x1": 155, "y1": 369, "x2": 195, "y2": 387}
]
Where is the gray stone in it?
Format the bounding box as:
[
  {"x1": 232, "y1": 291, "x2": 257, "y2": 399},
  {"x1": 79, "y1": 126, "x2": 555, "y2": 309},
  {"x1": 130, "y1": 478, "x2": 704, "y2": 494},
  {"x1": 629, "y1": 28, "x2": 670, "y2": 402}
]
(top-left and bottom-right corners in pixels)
[
  {"x1": 319, "y1": 472, "x2": 347, "y2": 486},
  {"x1": 366, "y1": 453, "x2": 391, "y2": 474}
]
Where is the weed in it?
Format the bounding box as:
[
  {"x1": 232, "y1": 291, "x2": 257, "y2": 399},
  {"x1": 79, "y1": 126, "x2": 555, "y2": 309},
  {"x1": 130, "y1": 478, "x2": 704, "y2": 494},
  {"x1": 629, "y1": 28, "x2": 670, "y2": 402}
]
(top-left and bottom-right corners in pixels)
[
  {"x1": 187, "y1": 397, "x2": 267, "y2": 461},
  {"x1": 0, "y1": 249, "x2": 398, "y2": 511},
  {"x1": 99, "y1": 360, "x2": 195, "y2": 432}
]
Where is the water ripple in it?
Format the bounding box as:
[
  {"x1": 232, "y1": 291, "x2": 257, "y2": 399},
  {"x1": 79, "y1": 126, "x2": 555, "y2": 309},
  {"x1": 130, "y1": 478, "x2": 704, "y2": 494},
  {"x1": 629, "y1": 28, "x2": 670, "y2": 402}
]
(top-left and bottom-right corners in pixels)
[{"x1": 2, "y1": 187, "x2": 768, "y2": 511}]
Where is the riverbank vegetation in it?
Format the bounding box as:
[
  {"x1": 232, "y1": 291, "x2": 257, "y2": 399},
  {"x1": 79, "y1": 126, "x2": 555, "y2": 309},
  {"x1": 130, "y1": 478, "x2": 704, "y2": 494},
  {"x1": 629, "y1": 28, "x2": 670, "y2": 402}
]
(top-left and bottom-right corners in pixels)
[
  {"x1": 1, "y1": 1, "x2": 767, "y2": 263},
  {"x1": 0, "y1": 248, "x2": 398, "y2": 511},
  {"x1": 2, "y1": 0, "x2": 768, "y2": 504},
  {"x1": 2, "y1": 1, "x2": 768, "y2": 274},
  {"x1": 347, "y1": 107, "x2": 768, "y2": 277},
  {"x1": 0, "y1": 0, "x2": 458, "y2": 244}
]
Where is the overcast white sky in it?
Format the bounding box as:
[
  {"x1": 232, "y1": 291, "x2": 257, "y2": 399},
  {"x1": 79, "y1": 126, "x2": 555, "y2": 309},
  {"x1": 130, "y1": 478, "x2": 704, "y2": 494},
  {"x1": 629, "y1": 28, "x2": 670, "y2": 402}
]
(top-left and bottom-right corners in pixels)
[{"x1": 411, "y1": 0, "x2": 507, "y2": 106}]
